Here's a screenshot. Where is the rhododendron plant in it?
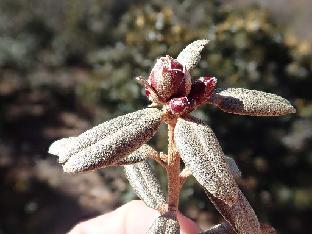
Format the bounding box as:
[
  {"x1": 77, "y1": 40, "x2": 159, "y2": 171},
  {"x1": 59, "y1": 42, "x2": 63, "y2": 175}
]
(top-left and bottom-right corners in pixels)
[{"x1": 49, "y1": 40, "x2": 295, "y2": 234}]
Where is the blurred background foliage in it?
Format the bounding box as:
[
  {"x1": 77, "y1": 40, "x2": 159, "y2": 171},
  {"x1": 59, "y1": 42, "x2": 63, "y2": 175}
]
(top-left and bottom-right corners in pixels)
[{"x1": 0, "y1": 0, "x2": 311, "y2": 233}]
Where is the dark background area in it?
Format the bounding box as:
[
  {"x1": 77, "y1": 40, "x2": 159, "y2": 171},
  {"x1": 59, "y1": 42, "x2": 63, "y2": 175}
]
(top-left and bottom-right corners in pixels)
[{"x1": 0, "y1": 0, "x2": 311, "y2": 233}]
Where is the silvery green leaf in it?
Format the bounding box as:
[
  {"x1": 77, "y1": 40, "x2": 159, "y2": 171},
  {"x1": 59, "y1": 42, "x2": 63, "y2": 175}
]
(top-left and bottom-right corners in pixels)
[
  {"x1": 147, "y1": 214, "x2": 180, "y2": 234},
  {"x1": 176, "y1": 39, "x2": 209, "y2": 70},
  {"x1": 49, "y1": 108, "x2": 161, "y2": 163},
  {"x1": 48, "y1": 137, "x2": 76, "y2": 162},
  {"x1": 174, "y1": 116, "x2": 239, "y2": 206},
  {"x1": 58, "y1": 108, "x2": 163, "y2": 173},
  {"x1": 200, "y1": 223, "x2": 235, "y2": 234},
  {"x1": 124, "y1": 161, "x2": 166, "y2": 210},
  {"x1": 112, "y1": 144, "x2": 154, "y2": 166},
  {"x1": 205, "y1": 189, "x2": 261, "y2": 234},
  {"x1": 225, "y1": 156, "x2": 241, "y2": 180},
  {"x1": 208, "y1": 88, "x2": 296, "y2": 116}
]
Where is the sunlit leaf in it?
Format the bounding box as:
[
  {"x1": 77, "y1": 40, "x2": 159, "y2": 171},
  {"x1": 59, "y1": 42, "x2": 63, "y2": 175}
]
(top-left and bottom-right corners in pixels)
[
  {"x1": 49, "y1": 108, "x2": 162, "y2": 163},
  {"x1": 113, "y1": 144, "x2": 155, "y2": 166},
  {"x1": 205, "y1": 189, "x2": 261, "y2": 234},
  {"x1": 176, "y1": 39, "x2": 209, "y2": 70},
  {"x1": 49, "y1": 108, "x2": 163, "y2": 173},
  {"x1": 208, "y1": 88, "x2": 296, "y2": 116},
  {"x1": 174, "y1": 116, "x2": 239, "y2": 206},
  {"x1": 124, "y1": 161, "x2": 166, "y2": 210}
]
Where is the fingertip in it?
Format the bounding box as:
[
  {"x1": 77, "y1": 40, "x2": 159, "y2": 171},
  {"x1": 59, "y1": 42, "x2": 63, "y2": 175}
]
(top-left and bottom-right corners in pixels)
[
  {"x1": 123, "y1": 200, "x2": 159, "y2": 234},
  {"x1": 177, "y1": 211, "x2": 201, "y2": 234},
  {"x1": 68, "y1": 200, "x2": 200, "y2": 234},
  {"x1": 125, "y1": 201, "x2": 200, "y2": 234}
]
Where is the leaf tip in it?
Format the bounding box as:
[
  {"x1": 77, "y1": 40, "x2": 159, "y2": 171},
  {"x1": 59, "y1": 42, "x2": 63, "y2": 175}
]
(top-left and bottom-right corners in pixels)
[
  {"x1": 62, "y1": 159, "x2": 84, "y2": 174},
  {"x1": 288, "y1": 104, "x2": 296, "y2": 114}
]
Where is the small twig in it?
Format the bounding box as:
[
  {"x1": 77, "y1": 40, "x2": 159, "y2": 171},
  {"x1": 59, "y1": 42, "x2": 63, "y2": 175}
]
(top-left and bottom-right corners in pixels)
[
  {"x1": 166, "y1": 119, "x2": 181, "y2": 213},
  {"x1": 147, "y1": 148, "x2": 167, "y2": 168}
]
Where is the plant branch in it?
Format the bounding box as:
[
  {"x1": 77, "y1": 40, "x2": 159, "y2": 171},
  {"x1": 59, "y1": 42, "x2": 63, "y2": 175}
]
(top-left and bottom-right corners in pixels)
[
  {"x1": 166, "y1": 119, "x2": 181, "y2": 214},
  {"x1": 147, "y1": 147, "x2": 167, "y2": 168}
]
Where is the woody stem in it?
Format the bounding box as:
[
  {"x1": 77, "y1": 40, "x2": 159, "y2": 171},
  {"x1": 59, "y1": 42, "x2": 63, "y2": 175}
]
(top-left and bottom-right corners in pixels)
[{"x1": 166, "y1": 120, "x2": 181, "y2": 213}]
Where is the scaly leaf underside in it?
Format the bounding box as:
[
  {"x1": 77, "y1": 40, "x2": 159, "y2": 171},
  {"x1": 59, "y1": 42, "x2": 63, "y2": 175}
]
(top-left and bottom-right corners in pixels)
[
  {"x1": 50, "y1": 108, "x2": 163, "y2": 173},
  {"x1": 176, "y1": 39, "x2": 209, "y2": 71},
  {"x1": 113, "y1": 144, "x2": 154, "y2": 166},
  {"x1": 124, "y1": 161, "x2": 166, "y2": 210},
  {"x1": 205, "y1": 189, "x2": 261, "y2": 234},
  {"x1": 49, "y1": 108, "x2": 161, "y2": 163},
  {"x1": 174, "y1": 116, "x2": 239, "y2": 206},
  {"x1": 208, "y1": 88, "x2": 296, "y2": 116}
]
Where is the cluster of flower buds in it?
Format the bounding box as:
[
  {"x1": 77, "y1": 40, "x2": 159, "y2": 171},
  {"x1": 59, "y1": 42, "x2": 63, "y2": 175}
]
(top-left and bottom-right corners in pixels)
[{"x1": 143, "y1": 55, "x2": 218, "y2": 115}]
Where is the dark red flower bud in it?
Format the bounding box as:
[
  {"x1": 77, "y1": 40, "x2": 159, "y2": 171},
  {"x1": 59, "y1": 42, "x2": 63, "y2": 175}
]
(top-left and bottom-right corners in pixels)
[
  {"x1": 188, "y1": 76, "x2": 217, "y2": 107},
  {"x1": 168, "y1": 97, "x2": 191, "y2": 114},
  {"x1": 146, "y1": 55, "x2": 191, "y2": 103}
]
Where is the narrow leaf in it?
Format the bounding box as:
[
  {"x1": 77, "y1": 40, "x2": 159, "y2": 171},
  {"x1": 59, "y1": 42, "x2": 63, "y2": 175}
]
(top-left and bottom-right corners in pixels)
[
  {"x1": 174, "y1": 116, "x2": 239, "y2": 206},
  {"x1": 208, "y1": 88, "x2": 296, "y2": 116},
  {"x1": 176, "y1": 39, "x2": 209, "y2": 70},
  {"x1": 48, "y1": 137, "x2": 76, "y2": 163},
  {"x1": 61, "y1": 108, "x2": 163, "y2": 173},
  {"x1": 49, "y1": 108, "x2": 161, "y2": 163},
  {"x1": 124, "y1": 161, "x2": 166, "y2": 210},
  {"x1": 147, "y1": 214, "x2": 180, "y2": 234},
  {"x1": 205, "y1": 188, "x2": 261, "y2": 234},
  {"x1": 113, "y1": 144, "x2": 154, "y2": 166}
]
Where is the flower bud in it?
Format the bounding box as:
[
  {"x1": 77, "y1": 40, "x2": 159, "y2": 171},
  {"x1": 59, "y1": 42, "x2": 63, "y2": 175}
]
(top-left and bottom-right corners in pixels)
[
  {"x1": 146, "y1": 55, "x2": 191, "y2": 103},
  {"x1": 168, "y1": 97, "x2": 190, "y2": 114},
  {"x1": 188, "y1": 76, "x2": 217, "y2": 107}
]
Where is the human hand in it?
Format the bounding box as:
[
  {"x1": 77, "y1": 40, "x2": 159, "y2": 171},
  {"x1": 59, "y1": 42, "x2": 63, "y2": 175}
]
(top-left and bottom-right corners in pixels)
[{"x1": 68, "y1": 200, "x2": 200, "y2": 234}]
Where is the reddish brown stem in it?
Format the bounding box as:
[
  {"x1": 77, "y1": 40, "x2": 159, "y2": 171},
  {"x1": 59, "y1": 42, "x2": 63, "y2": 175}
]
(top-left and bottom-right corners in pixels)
[
  {"x1": 166, "y1": 120, "x2": 181, "y2": 213},
  {"x1": 147, "y1": 147, "x2": 167, "y2": 168}
]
